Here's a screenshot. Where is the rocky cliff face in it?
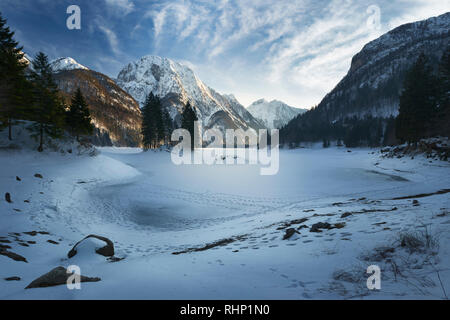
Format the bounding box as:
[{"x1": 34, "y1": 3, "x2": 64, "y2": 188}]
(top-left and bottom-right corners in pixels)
[
  {"x1": 116, "y1": 55, "x2": 265, "y2": 135},
  {"x1": 318, "y1": 12, "x2": 450, "y2": 121}
]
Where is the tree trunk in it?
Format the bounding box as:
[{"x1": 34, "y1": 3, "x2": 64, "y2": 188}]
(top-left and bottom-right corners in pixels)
[
  {"x1": 38, "y1": 123, "x2": 44, "y2": 152},
  {"x1": 8, "y1": 117, "x2": 12, "y2": 141}
]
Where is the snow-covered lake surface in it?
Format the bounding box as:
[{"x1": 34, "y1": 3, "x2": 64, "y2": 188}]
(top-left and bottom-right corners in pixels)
[{"x1": 1, "y1": 147, "x2": 449, "y2": 299}]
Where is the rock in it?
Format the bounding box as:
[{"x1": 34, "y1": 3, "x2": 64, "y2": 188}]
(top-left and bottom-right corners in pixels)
[
  {"x1": 332, "y1": 202, "x2": 344, "y2": 206},
  {"x1": 23, "y1": 231, "x2": 49, "y2": 236},
  {"x1": 68, "y1": 234, "x2": 115, "y2": 258},
  {"x1": 34, "y1": 174, "x2": 43, "y2": 179},
  {"x1": 0, "y1": 249, "x2": 28, "y2": 263},
  {"x1": 283, "y1": 228, "x2": 298, "y2": 240},
  {"x1": 310, "y1": 222, "x2": 332, "y2": 233},
  {"x1": 47, "y1": 240, "x2": 59, "y2": 245},
  {"x1": 5, "y1": 193, "x2": 12, "y2": 203},
  {"x1": 16, "y1": 176, "x2": 21, "y2": 181},
  {"x1": 4, "y1": 276, "x2": 21, "y2": 281},
  {"x1": 107, "y1": 256, "x2": 125, "y2": 263},
  {"x1": 25, "y1": 266, "x2": 100, "y2": 289},
  {"x1": 412, "y1": 200, "x2": 420, "y2": 206},
  {"x1": 310, "y1": 222, "x2": 346, "y2": 233}
]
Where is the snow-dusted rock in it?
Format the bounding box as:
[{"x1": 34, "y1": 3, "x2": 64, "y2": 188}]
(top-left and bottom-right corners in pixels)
[
  {"x1": 50, "y1": 57, "x2": 88, "y2": 73},
  {"x1": 68, "y1": 235, "x2": 115, "y2": 259},
  {"x1": 25, "y1": 266, "x2": 100, "y2": 289}
]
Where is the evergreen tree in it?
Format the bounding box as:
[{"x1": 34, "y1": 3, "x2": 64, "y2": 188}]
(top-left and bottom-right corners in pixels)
[
  {"x1": 66, "y1": 88, "x2": 93, "y2": 141},
  {"x1": 161, "y1": 107, "x2": 174, "y2": 145},
  {"x1": 435, "y1": 47, "x2": 450, "y2": 137},
  {"x1": 0, "y1": 12, "x2": 30, "y2": 140},
  {"x1": 181, "y1": 102, "x2": 198, "y2": 150},
  {"x1": 153, "y1": 97, "x2": 164, "y2": 145},
  {"x1": 141, "y1": 92, "x2": 164, "y2": 149},
  {"x1": 141, "y1": 93, "x2": 156, "y2": 149},
  {"x1": 396, "y1": 54, "x2": 438, "y2": 144},
  {"x1": 29, "y1": 52, "x2": 65, "y2": 152}
]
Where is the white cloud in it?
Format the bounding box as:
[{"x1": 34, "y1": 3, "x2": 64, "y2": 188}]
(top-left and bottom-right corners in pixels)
[
  {"x1": 137, "y1": 0, "x2": 449, "y2": 108},
  {"x1": 98, "y1": 25, "x2": 121, "y2": 56}
]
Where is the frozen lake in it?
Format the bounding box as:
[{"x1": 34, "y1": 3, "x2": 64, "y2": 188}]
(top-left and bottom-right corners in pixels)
[{"x1": 1, "y1": 147, "x2": 449, "y2": 299}]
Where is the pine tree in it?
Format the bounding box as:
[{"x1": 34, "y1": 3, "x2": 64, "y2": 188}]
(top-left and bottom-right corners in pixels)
[
  {"x1": 161, "y1": 107, "x2": 173, "y2": 145},
  {"x1": 396, "y1": 54, "x2": 438, "y2": 144},
  {"x1": 434, "y1": 47, "x2": 450, "y2": 137},
  {"x1": 0, "y1": 12, "x2": 30, "y2": 140},
  {"x1": 66, "y1": 88, "x2": 93, "y2": 141},
  {"x1": 29, "y1": 52, "x2": 66, "y2": 152},
  {"x1": 141, "y1": 93, "x2": 155, "y2": 150},
  {"x1": 181, "y1": 102, "x2": 198, "y2": 150},
  {"x1": 153, "y1": 97, "x2": 164, "y2": 145}
]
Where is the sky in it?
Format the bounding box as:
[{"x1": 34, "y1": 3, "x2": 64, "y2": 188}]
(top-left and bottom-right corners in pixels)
[{"x1": 0, "y1": 0, "x2": 449, "y2": 109}]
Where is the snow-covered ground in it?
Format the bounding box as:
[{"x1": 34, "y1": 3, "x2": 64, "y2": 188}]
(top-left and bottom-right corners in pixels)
[{"x1": 1, "y1": 145, "x2": 449, "y2": 299}]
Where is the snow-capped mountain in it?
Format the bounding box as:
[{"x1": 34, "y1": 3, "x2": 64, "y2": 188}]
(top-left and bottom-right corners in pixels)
[
  {"x1": 247, "y1": 99, "x2": 306, "y2": 129},
  {"x1": 21, "y1": 55, "x2": 141, "y2": 146},
  {"x1": 50, "y1": 57, "x2": 88, "y2": 73},
  {"x1": 116, "y1": 55, "x2": 265, "y2": 134},
  {"x1": 282, "y1": 12, "x2": 450, "y2": 141},
  {"x1": 53, "y1": 67, "x2": 142, "y2": 147}
]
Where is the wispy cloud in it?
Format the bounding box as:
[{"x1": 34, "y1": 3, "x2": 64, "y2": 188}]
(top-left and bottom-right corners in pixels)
[
  {"x1": 104, "y1": 0, "x2": 135, "y2": 15},
  {"x1": 98, "y1": 24, "x2": 121, "y2": 56},
  {"x1": 3, "y1": 0, "x2": 448, "y2": 108}
]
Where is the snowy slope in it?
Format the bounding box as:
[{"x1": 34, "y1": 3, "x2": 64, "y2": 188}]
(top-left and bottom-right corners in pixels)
[
  {"x1": 50, "y1": 57, "x2": 88, "y2": 73},
  {"x1": 116, "y1": 55, "x2": 264, "y2": 133},
  {"x1": 247, "y1": 99, "x2": 306, "y2": 129}
]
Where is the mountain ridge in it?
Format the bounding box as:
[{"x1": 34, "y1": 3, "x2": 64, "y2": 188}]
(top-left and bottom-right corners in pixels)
[
  {"x1": 247, "y1": 99, "x2": 306, "y2": 129},
  {"x1": 116, "y1": 55, "x2": 265, "y2": 134},
  {"x1": 281, "y1": 12, "x2": 450, "y2": 144}
]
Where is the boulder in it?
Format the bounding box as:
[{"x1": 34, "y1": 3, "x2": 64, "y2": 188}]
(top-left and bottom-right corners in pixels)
[
  {"x1": 310, "y1": 222, "x2": 332, "y2": 233},
  {"x1": 25, "y1": 266, "x2": 100, "y2": 289},
  {"x1": 283, "y1": 228, "x2": 298, "y2": 240},
  {"x1": 5, "y1": 193, "x2": 12, "y2": 203},
  {"x1": 34, "y1": 174, "x2": 43, "y2": 179},
  {"x1": 310, "y1": 222, "x2": 346, "y2": 233},
  {"x1": 68, "y1": 235, "x2": 114, "y2": 258}
]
